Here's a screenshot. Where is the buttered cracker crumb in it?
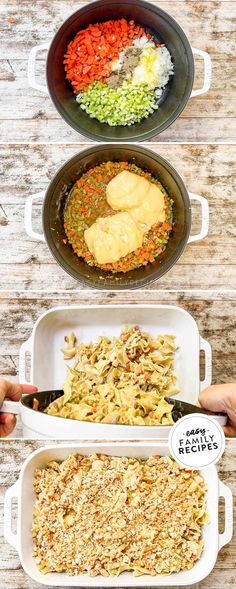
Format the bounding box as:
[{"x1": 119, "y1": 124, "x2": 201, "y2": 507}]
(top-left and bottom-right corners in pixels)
[{"x1": 32, "y1": 453, "x2": 208, "y2": 577}]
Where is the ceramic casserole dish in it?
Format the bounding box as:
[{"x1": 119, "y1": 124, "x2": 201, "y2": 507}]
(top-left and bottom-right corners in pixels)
[
  {"x1": 2, "y1": 304, "x2": 217, "y2": 439},
  {"x1": 4, "y1": 442, "x2": 233, "y2": 586}
]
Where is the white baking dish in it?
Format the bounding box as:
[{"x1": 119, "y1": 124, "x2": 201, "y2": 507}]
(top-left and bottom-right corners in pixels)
[
  {"x1": 4, "y1": 442, "x2": 233, "y2": 586},
  {"x1": 2, "y1": 304, "x2": 220, "y2": 438}
]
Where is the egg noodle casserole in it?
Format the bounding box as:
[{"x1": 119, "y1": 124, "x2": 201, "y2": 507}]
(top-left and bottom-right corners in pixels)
[
  {"x1": 32, "y1": 453, "x2": 209, "y2": 576},
  {"x1": 45, "y1": 326, "x2": 179, "y2": 425}
]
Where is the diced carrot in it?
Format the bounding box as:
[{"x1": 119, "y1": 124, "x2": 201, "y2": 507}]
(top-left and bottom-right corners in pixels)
[
  {"x1": 64, "y1": 18, "x2": 145, "y2": 92},
  {"x1": 162, "y1": 222, "x2": 172, "y2": 231},
  {"x1": 33, "y1": 398, "x2": 39, "y2": 411}
]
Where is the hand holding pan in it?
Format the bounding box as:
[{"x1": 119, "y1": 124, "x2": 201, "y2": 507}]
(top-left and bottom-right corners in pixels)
[
  {"x1": 165, "y1": 397, "x2": 227, "y2": 425},
  {"x1": 0, "y1": 383, "x2": 38, "y2": 436},
  {"x1": 0, "y1": 389, "x2": 64, "y2": 416},
  {"x1": 1, "y1": 390, "x2": 227, "y2": 428}
]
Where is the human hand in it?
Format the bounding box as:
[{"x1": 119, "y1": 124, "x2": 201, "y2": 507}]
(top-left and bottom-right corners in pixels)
[
  {"x1": 199, "y1": 383, "x2": 236, "y2": 437},
  {"x1": 0, "y1": 380, "x2": 38, "y2": 437}
]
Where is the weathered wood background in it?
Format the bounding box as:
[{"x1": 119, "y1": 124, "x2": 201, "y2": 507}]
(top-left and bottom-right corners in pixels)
[
  {"x1": 0, "y1": 289, "x2": 236, "y2": 437},
  {"x1": 0, "y1": 438, "x2": 235, "y2": 589},
  {"x1": 0, "y1": 143, "x2": 235, "y2": 290},
  {"x1": 0, "y1": 0, "x2": 235, "y2": 142}
]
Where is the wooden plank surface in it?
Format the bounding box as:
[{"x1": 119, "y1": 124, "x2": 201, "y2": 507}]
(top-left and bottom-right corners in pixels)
[
  {"x1": 0, "y1": 438, "x2": 235, "y2": 589},
  {"x1": 0, "y1": 1, "x2": 235, "y2": 142},
  {"x1": 0, "y1": 143, "x2": 235, "y2": 290},
  {"x1": 0, "y1": 289, "x2": 236, "y2": 437}
]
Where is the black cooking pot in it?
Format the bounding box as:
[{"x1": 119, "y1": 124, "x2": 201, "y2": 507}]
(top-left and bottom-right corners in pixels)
[
  {"x1": 42, "y1": 144, "x2": 191, "y2": 289},
  {"x1": 46, "y1": 0, "x2": 194, "y2": 141}
]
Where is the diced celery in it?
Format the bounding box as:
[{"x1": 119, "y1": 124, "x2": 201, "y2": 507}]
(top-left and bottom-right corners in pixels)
[{"x1": 76, "y1": 80, "x2": 158, "y2": 126}]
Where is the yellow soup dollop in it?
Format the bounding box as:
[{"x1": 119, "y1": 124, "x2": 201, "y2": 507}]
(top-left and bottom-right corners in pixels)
[
  {"x1": 84, "y1": 171, "x2": 166, "y2": 264},
  {"x1": 106, "y1": 170, "x2": 150, "y2": 209},
  {"x1": 84, "y1": 212, "x2": 144, "y2": 264}
]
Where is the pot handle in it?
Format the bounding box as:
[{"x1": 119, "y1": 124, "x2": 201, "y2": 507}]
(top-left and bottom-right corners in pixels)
[
  {"x1": 28, "y1": 43, "x2": 49, "y2": 94},
  {"x1": 19, "y1": 336, "x2": 34, "y2": 383},
  {"x1": 191, "y1": 48, "x2": 212, "y2": 98},
  {"x1": 199, "y1": 337, "x2": 212, "y2": 391},
  {"x1": 218, "y1": 480, "x2": 233, "y2": 550},
  {"x1": 188, "y1": 192, "x2": 209, "y2": 243},
  {"x1": 4, "y1": 481, "x2": 20, "y2": 551},
  {"x1": 0, "y1": 401, "x2": 20, "y2": 415},
  {"x1": 25, "y1": 191, "x2": 46, "y2": 242}
]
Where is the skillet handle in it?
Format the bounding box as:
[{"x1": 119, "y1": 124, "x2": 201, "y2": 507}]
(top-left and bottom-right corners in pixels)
[
  {"x1": 4, "y1": 481, "x2": 20, "y2": 551},
  {"x1": 200, "y1": 337, "x2": 212, "y2": 391},
  {"x1": 191, "y1": 48, "x2": 212, "y2": 97},
  {"x1": 28, "y1": 43, "x2": 49, "y2": 93},
  {"x1": 188, "y1": 193, "x2": 209, "y2": 243},
  {"x1": 25, "y1": 192, "x2": 46, "y2": 242},
  {"x1": 218, "y1": 480, "x2": 233, "y2": 550},
  {"x1": 0, "y1": 401, "x2": 20, "y2": 415}
]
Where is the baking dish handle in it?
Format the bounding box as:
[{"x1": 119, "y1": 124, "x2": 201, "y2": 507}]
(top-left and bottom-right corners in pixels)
[
  {"x1": 191, "y1": 48, "x2": 212, "y2": 98},
  {"x1": 25, "y1": 191, "x2": 46, "y2": 242},
  {"x1": 28, "y1": 43, "x2": 49, "y2": 93},
  {"x1": 19, "y1": 336, "x2": 34, "y2": 384},
  {"x1": 4, "y1": 481, "x2": 20, "y2": 551},
  {"x1": 200, "y1": 337, "x2": 212, "y2": 391},
  {"x1": 218, "y1": 480, "x2": 233, "y2": 550},
  {"x1": 188, "y1": 193, "x2": 209, "y2": 243}
]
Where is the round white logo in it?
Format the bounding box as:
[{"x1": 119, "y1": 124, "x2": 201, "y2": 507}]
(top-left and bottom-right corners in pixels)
[{"x1": 168, "y1": 414, "x2": 225, "y2": 470}]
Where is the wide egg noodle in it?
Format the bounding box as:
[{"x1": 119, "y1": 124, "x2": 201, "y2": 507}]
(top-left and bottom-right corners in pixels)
[{"x1": 45, "y1": 326, "x2": 179, "y2": 425}]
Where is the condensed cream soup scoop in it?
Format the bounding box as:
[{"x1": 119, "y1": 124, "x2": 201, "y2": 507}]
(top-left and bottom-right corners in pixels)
[
  {"x1": 84, "y1": 212, "x2": 143, "y2": 264},
  {"x1": 129, "y1": 183, "x2": 165, "y2": 229},
  {"x1": 84, "y1": 171, "x2": 166, "y2": 264},
  {"x1": 107, "y1": 171, "x2": 165, "y2": 228},
  {"x1": 106, "y1": 170, "x2": 150, "y2": 209}
]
